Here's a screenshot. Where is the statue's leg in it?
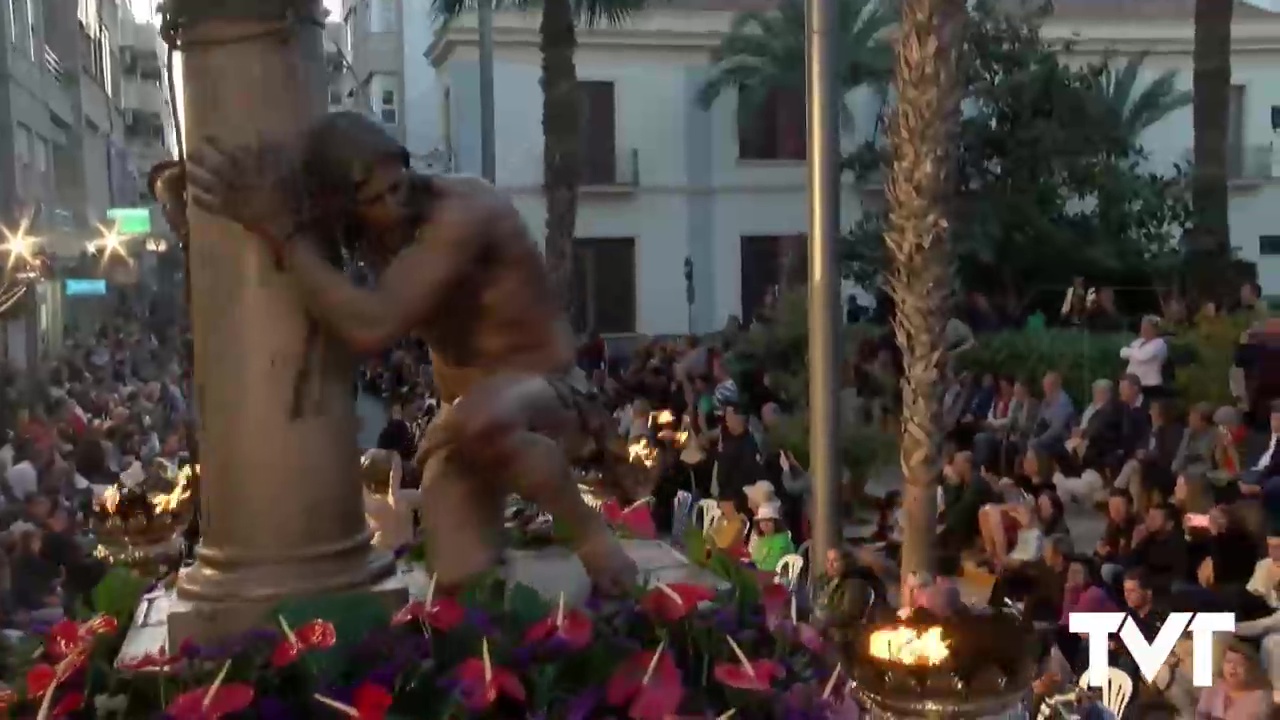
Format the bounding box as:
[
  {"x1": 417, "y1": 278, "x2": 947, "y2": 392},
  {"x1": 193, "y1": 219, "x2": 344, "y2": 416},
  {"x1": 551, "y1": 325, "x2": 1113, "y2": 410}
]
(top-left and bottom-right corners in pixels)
[
  {"x1": 418, "y1": 442, "x2": 504, "y2": 591},
  {"x1": 500, "y1": 431, "x2": 638, "y2": 596}
]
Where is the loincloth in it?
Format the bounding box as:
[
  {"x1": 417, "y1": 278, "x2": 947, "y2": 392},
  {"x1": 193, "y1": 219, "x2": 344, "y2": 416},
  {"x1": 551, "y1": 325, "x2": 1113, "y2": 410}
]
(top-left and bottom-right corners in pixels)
[{"x1": 416, "y1": 370, "x2": 652, "y2": 503}]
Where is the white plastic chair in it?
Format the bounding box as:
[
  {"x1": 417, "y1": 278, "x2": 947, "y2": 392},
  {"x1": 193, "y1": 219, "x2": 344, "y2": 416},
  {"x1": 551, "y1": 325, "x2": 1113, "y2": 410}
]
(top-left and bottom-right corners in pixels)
[
  {"x1": 774, "y1": 553, "x2": 805, "y2": 589},
  {"x1": 672, "y1": 490, "x2": 694, "y2": 539},
  {"x1": 1077, "y1": 667, "x2": 1132, "y2": 719},
  {"x1": 694, "y1": 499, "x2": 720, "y2": 535}
]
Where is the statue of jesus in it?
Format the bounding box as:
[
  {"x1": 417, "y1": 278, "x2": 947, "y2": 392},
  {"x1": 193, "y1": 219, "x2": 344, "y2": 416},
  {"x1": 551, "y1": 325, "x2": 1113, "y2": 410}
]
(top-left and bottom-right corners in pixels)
[{"x1": 180, "y1": 112, "x2": 639, "y2": 595}]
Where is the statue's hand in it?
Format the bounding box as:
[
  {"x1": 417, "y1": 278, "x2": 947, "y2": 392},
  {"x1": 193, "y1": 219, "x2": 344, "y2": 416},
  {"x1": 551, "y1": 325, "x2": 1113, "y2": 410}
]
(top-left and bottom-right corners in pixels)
[{"x1": 187, "y1": 138, "x2": 304, "y2": 254}]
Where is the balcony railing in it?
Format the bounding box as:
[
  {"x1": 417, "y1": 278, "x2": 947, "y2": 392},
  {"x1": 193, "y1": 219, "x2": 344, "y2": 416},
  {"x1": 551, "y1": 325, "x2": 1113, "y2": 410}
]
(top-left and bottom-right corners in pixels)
[
  {"x1": 44, "y1": 46, "x2": 66, "y2": 84},
  {"x1": 1183, "y1": 144, "x2": 1277, "y2": 183},
  {"x1": 581, "y1": 147, "x2": 639, "y2": 191}
]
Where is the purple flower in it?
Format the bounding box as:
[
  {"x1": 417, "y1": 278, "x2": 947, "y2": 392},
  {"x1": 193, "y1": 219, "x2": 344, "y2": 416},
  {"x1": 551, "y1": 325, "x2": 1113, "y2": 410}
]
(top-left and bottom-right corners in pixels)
[
  {"x1": 565, "y1": 688, "x2": 602, "y2": 720},
  {"x1": 256, "y1": 696, "x2": 297, "y2": 720},
  {"x1": 367, "y1": 662, "x2": 402, "y2": 688},
  {"x1": 712, "y1": 607, "x2": 740, "y2": 633},
  {"x1": 463, "y1": 607, "x2": 496, "y2": 635}
]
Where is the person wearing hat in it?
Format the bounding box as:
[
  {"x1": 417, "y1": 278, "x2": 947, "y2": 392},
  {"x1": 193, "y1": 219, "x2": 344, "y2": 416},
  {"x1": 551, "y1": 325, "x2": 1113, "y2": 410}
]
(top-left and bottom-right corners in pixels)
[{"x1": 749, "y1": 501, "x2": 795, "y2": 574}]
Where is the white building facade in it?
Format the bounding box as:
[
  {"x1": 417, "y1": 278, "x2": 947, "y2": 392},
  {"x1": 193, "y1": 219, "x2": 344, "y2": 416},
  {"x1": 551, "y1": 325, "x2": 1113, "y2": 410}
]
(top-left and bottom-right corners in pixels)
[{"x1": 418, "y1": 0, "x2": 1280, "y2": 336}]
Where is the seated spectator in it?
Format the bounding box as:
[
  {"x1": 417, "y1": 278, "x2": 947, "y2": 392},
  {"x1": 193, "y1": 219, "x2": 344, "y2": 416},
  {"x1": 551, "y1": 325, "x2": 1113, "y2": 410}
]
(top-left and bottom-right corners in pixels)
[
  {"x1": 1198, "y1": 505, "x2": 1262, "y2": 594},
  {"x1": 1059, "y1": 556, "x2": 1118, "y2": 668},
  {"x1": 938, "y1": 451, "x2": 995, "y2": 550},
  {"x1": 1239, "y1": 402, "x2": 1280, "y2": 520},
  {"x1": 749, "y1": 502, "x2": 795, "y2": 573},
  {"x1": 1236, "y1": 531, "x2": 1280, "y2": 689},
  {"x1": 1114, "y1": 568, "x2": 1169, "y2": 686},
  {"x1": 10, "y1": 528, "x2": 62, "y2": 626},
  {"x1": 708, "y1": 498, "x2": 747, "y2": 552},
  {"x1": 1105, "y1": 502, "x2": 1188, "y2": 594},
  {"x1": 1171, "y1": 402, "x2": 1219, "y2": 499},
  {"x1": 41, "y1": 505, "x2": 105, "y2": 612},
  {"x1": 973, "y1": 377, "x2": 1039, "y2": 476},
  {"x1": 1058, "y1": 378, "x2": 1121, "y2": 474},
  {"x1": 1095, "y1": 490, "x2": 1136, "y2": 568},
  {"x1": 816, "y1": 547, "x2": 882, "y2": 643},
  {"x1": 950, "y1": 372, "x2": 996, "y2": 449},
  {"x1": 988, "y1": 533, "x2": 1073, "y2": 623},
  {"x1": 1027, "y1": 372, "x2": 1076, "y2": 462},
  {"x1": 1194, "y1": 641, "x2": 1271, "y2": 720},
  {"x1": 1117, "y1": 398, "x2": 1183, "y2": 514}
]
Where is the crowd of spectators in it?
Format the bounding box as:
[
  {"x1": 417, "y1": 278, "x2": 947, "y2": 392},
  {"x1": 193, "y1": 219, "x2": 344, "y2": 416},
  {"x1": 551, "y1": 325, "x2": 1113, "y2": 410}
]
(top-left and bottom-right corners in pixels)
[{"x1": 0, "y1": 318, "x2": 193, "y2": 637}]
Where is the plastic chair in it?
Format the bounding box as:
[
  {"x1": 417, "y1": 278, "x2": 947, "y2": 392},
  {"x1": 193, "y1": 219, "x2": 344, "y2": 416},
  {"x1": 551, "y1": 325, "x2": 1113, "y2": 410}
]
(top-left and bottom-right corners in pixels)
[
  {"x1": 694, "y1": 499, "x2": 720, "y2": 535},
  {"x1": 774, "y1": 553, "x2": 805, "y2": 589},
  {"x1": 1077, "y1": 667, "x2": 1132, "y2": 719}
]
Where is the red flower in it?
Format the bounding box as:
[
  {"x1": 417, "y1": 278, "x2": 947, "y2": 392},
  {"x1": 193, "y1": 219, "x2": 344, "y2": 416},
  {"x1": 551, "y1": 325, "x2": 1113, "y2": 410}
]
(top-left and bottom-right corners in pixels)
[
  {"x1": 50, "y1": 690, "x2": 85, "y2": 719},
  {"x1": 761, "y1": 583, "x2": 790, "y2": 618},
  {"x1": 390, "y1": 597, "x2": 464, "y2": 632},
  {"x1": 600, "y1": 500, "x2": 658, "y2": 539},
  {"x1": 270, "y1": 640, "x2": 302, "y2": 669},
  {"x1": 639, "y1": 582, "x2": 716, "y2": 623},
  {"x1": 352, "y1": 683, "x2": 393, "y2": 720},
  {"x1": 453, "y1": 640, "x2": 526, "y2": 712},
  {"x1": 713, "y1": 657, "x2": 784, "y2": 691},
  {"x1": 0, "y1": 688, "x2": 15, "y2": 711},
  {"x1": 165, "y1": 682, "x2": 255, "y2": 720},
  {"x1": 604, "y1": 645, "x2": 683, "y2": 720},
  {"x1": 26, "y1": 650, "x2": 88, "y2": 699},
  {"x1": 44, "y1": 615, "x2": 118, "y2": 661},
  {"x1": 521, "y1": 605, "x2": 593, "y2": 652},
  {"x1": 297, "y1": 619, "x2": 337, "y2": 650},
  {"x1": 26, "y1": 664, "x2": 56, "y2": 699},
  {"x1": 44, "y1": 621, "x2": 82, "y2": 661}
]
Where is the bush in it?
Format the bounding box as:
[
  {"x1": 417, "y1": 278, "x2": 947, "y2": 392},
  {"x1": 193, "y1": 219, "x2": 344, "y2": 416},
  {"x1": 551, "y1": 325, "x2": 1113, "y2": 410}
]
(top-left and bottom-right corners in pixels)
[
  {"x1": 1172, "y1": 315, "x2": 1251, "y2": 408},
  {"x1": 956, "y1": 329, "x2": 1128, "y2": 403}
]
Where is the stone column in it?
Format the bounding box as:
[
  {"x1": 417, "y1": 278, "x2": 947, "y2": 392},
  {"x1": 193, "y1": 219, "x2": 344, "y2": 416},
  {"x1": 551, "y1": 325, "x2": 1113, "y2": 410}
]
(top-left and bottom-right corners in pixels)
[{"x1": 168, "y1": 0, "x2": 394, "y2": 643}]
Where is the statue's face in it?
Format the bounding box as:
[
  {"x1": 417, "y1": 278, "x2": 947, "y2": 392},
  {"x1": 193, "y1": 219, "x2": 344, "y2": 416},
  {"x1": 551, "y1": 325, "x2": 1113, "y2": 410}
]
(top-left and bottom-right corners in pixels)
[{"x1": 355, "y1": 159, "x2": 411, "y2": 237}]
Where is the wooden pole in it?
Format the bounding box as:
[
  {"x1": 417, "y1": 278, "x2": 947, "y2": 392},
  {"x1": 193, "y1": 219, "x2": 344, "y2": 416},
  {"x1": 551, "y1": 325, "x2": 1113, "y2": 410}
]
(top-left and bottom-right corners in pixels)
[{"x1": 166, "y1": 0, "x2": 394, "y2": 643}]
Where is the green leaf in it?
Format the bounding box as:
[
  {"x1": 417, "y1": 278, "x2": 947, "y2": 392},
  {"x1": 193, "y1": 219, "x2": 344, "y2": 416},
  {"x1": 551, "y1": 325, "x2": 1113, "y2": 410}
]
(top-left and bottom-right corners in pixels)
[
  {"x1": 506, "y1": 581, "x2": 551, "y2": 631},
  {"x1": 90, "y1": 567, "x2": 152, "y2": 626}
]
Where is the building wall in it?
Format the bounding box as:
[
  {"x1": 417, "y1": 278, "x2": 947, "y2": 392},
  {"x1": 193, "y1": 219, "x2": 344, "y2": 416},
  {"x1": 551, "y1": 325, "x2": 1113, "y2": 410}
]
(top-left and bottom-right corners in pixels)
[{"x1": 435, "y1": 11, "x2": 870, "y2": 334}]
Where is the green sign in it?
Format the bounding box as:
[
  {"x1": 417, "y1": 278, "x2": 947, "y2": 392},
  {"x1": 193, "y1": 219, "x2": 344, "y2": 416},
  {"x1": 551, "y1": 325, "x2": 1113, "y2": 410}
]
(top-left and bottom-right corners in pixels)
[{"x1": 106, "y1": 207, "x2": 151, "y2": 236}]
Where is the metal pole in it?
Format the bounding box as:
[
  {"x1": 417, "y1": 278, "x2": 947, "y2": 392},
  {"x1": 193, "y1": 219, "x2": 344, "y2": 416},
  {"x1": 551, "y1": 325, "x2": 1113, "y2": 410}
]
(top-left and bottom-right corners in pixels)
[
  {"x1": 805, "y1": 0, "x2": 841, "y2": 582},
  {"x1": 478, "y1": 0, "x2": 496, "y2": 183}
]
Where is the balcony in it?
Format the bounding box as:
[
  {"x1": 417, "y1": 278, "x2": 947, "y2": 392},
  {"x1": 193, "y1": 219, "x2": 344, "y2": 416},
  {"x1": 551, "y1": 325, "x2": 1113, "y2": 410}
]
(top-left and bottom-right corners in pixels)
[
  {"x1": 1182, "y1": 145, "x2": 1279, "y2": 186},
  {"x1": 43, "y1": 46, "x2": 67, "y2": 84},
  {"x1": 580, "y1": 148, "x2": 639, "y2": 194},
  {"x1": 122, "y1": 78, "x2": 165, "y2": 115}
]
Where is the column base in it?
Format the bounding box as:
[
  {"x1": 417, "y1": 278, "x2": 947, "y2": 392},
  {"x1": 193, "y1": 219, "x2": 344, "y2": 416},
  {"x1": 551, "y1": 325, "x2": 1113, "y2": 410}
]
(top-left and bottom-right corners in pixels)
[{"x1": 167, "y1": 547, "x2": 400, "y2": 646}]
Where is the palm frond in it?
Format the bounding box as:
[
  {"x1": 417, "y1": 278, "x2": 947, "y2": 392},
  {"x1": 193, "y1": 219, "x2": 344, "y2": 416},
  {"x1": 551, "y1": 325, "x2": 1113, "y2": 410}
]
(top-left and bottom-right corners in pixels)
[{"x1": 431, "y1": 0, "x2": 650, "y2": 27}]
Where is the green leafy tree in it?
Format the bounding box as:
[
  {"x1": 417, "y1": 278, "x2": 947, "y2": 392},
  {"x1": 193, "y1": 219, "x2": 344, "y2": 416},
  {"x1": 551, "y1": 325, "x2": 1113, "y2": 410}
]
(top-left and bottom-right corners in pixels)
[
  {"x1": 1094, "y1": 51, "x2": 1192, "y2": 144},
  {"x1": 695, "y1": 0, "x2": 896, "y2": 118},
  {"x1": 844, "y1": 1, "x2": 1192, "y2": 311}
]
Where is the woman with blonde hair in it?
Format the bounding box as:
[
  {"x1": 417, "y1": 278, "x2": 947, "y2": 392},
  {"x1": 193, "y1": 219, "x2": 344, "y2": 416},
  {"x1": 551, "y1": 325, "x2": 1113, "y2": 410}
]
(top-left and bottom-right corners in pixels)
[{"x1": 1195, "y1": 640, "x2": 1270, "y2": 719}]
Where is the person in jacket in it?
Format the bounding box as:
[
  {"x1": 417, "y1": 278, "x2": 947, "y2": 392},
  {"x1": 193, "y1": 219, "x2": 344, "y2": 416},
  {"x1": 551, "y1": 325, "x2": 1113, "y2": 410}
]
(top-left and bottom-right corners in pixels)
[
  {"x1": 1116, "y1": 398, "x2": 1183, "y2": 513},
  {"x1": 815, "y1": 547, "x2": 883, "y2": 644},
  {"x1": 749, "y1": 502, "x2": 796, "y2": 573},
  {"x1": 1119, "y1": 315, "x2": 1170, "y2": 400}
]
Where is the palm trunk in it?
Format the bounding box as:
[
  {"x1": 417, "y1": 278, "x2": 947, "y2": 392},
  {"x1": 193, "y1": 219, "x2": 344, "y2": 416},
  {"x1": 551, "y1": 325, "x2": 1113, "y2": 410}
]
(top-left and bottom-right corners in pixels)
[
  {"x1": 883, "y1": 0, "x2": 962, "y2": 580},
  {"x1": 1187, "y1": 0, "x2": 1233, "y2": 299},
  {"x1": 540, "y1": 0, "x2": 580, "y2": 318}
]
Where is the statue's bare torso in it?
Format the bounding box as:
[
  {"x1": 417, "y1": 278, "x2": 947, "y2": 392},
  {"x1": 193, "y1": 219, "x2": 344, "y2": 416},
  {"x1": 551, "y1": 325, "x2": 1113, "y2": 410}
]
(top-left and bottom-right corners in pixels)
[{"x1": 412, "y1": 175, "x2": 574, "y2": 403}]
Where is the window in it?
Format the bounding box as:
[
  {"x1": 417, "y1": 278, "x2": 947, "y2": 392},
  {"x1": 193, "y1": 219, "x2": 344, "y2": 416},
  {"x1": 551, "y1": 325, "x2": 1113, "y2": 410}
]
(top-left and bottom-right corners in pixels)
[
  {"x1": 1260, "y1": 236, "x2": 1280, "y2": 256},
  {"x1": 14, "y1": 124, "x2": 32, "y2": 195},
  {"x1": 740, "y1": 235, "x2": 806, "y2": 324},
  {"x1": 371, "y1": 0, "x2": 397, "y2": 33},
  {"x1": 738, "y1": 89, "x2": 806, "y2": 161},
  {"x1": 328, "y1": 85, "x2": 344, "y2": 107},
  {"x1": 23, "y1": 0, "x2": 34, "y2": 60},
  {"x1": 578, "y1": 81, "x2": 617, "y2": 185},
  {"x1": 344, "y1": 6, "x2": 355, "y2": 53},
  {"x1": 571, "y1": 238, "x2": 636, "y2": 334},
  {"x1": 10, "y1": 0, "x2": 30, "y2": 58},
  {"x1": 370, "y1": 74, "x2": 398, "y2": 125}
]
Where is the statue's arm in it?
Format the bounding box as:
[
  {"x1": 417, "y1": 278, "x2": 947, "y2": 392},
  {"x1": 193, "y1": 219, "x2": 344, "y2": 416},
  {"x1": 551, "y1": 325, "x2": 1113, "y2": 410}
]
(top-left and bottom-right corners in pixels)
[{"x1": 283, "y1": 200, "x2": 480, "y2": 354}]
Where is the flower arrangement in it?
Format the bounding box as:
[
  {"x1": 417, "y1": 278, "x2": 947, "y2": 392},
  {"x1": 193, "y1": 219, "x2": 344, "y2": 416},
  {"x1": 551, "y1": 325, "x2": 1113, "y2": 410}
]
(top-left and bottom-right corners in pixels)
[{"x1": 0, "y1": 563, "x2": 860, "y2": 719}]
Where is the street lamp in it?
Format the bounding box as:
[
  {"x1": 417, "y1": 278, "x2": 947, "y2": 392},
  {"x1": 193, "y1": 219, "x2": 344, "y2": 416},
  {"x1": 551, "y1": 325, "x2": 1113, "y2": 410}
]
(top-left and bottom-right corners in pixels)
[
  {"x1": 87, "y1": 222, "x2": 133, "y2": 266},
  {"x1": 0, "y1": 215, "x2": 40, "y2": 276}
]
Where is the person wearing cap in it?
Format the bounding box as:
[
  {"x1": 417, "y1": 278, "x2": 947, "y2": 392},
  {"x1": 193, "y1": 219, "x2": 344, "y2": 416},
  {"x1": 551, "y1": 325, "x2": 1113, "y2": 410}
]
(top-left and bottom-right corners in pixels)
[{"x1": 749, "y1": 502, "x2": 795, "y2": 574}]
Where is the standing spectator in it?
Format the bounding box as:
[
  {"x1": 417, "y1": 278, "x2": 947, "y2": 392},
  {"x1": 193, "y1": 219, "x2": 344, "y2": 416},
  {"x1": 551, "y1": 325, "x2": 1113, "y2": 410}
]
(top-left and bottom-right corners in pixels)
[{"x1": 1120, "y1": 315, "x2": 1170, "y2": 400}]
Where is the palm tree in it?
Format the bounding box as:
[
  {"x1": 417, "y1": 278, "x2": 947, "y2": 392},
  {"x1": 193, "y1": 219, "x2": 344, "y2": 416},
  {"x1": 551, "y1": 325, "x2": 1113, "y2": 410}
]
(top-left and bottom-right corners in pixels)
[
  {"x1": 695, "y1": 0, "x2": 895, "y2": 116},
  {"x1": 1095, "y1": 52, "x2": 1192, "y2": 144},
  {"x1": 433, "y1": 0, "x2": 650, "y2": 315},
  {"x1": 1187, "y1": 0, "x2": 1234, "y2": 296},
  {"x1": 882, "y1": 0, "x2": 963, "y2": 579}
]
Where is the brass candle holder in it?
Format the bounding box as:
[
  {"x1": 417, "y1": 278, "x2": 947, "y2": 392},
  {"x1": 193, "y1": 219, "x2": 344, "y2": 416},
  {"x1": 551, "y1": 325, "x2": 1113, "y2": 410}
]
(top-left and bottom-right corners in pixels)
[{"x1": 91, "y1": 464, "x2": 197, "y2": 571}]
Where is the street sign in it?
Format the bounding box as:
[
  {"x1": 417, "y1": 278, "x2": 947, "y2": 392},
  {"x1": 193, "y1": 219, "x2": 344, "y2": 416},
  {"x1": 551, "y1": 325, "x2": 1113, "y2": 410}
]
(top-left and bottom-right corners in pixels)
[
  {"x1": 64, "y1": 278, "x2": 107, "y2": 296},
  {"x1": 106, "y1": 207, "x2": 152, "y2": 236}
]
